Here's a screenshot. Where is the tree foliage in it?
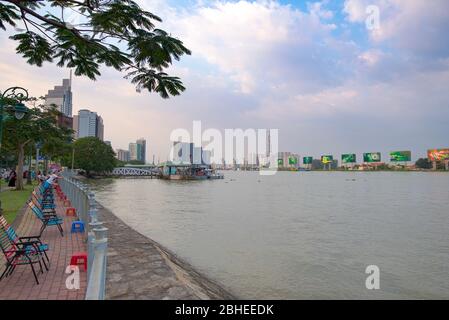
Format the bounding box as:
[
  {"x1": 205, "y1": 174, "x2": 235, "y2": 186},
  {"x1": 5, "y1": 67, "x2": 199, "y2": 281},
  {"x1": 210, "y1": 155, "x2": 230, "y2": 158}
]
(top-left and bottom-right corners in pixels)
[
  {"x1": 415, "y1": 158, "x2": 432, "y2": 169},
  {"x1": 0, "y1": 0, "x2": 191, "y2": 98},
  {"x1": 1, "y1": 103, "x2": 73, "y2": 189},
  {"x1": 73, "y1": 137, "x2": 116, "y2": 176}
]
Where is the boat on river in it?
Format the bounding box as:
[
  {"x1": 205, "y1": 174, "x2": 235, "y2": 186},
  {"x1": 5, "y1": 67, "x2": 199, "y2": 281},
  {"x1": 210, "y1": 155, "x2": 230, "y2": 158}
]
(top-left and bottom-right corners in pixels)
[{"x1": 159, "y1": 162, "x2": 224, "y2": 180}]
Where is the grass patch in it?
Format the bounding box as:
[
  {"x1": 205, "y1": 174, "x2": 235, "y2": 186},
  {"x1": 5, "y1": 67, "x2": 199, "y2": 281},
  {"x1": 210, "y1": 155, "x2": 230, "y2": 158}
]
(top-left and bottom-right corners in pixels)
[{"x1": 0, "y1": 183, "x2": 36, "y2": 224}]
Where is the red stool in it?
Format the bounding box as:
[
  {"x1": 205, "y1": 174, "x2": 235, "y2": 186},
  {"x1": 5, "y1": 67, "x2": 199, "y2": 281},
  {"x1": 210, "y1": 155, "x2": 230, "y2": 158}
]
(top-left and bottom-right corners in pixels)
[
  {"x1": 70, "y1": 252, "x2": 87, "y2": 271},
  {"x1": 66, "y1": 207, "x2": 76, "y2": 216}
]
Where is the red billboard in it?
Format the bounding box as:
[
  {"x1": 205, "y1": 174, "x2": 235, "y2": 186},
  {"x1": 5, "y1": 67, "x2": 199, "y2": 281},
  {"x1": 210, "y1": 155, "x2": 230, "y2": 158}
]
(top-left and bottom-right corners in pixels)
[{"x1": 427, "y1": 149, "x2": 449, "y2": 161}]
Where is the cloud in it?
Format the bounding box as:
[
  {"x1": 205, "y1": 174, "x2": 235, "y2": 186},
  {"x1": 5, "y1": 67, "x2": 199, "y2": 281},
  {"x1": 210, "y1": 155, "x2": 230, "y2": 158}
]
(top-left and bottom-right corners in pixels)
[
  {"x1": 168, "y1": 1, "x2": 355, "y2": 95},
  {"x1": 308, "y1": 1, "x2": 334, "y2": 20},
  {"x1": 343, "y1": 0, "x2": 449, "y2": 59},
  {"x1": 1, "y1": 0, "x2": 449, "y2": 160}
]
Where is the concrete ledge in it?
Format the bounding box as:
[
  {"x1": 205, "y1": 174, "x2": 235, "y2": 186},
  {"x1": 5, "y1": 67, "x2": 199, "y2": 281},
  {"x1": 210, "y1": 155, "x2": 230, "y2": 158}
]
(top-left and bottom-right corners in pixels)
[{"x1": 95, "y1": 202, "x2": 236, "y2": 300}]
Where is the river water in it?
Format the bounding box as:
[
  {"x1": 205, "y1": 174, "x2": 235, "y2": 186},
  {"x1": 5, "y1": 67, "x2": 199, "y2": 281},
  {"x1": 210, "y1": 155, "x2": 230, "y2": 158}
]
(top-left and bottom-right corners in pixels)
[{"x1": 87, "y1": 172, "x2": 449, "y2": 299}]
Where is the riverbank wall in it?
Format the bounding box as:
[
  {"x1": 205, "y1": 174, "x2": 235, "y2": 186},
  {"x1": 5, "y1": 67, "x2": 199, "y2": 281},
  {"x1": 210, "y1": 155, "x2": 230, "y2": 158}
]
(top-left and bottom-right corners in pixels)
[{"x1": 94, "y1": 201, "x2": 236, "y2": 300}]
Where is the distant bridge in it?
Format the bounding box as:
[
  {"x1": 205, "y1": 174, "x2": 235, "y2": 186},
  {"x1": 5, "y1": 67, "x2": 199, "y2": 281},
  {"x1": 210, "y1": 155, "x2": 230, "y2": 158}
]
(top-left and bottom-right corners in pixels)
[{"x1": 111, "y1": 167, "x2": 160, "y2": 177}]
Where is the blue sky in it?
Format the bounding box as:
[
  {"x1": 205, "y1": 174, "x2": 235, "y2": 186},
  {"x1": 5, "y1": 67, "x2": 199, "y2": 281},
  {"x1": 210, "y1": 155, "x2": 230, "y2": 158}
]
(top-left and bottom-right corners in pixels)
[{"x1": 1, "y1": 0, "x2": 449, "y2": 162}]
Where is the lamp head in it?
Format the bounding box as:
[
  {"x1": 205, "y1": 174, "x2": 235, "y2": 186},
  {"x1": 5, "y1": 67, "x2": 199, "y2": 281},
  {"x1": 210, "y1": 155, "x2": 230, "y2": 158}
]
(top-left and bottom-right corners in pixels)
[{"x1": 13, "y1": 102, "x2": 28, "y2": 120}]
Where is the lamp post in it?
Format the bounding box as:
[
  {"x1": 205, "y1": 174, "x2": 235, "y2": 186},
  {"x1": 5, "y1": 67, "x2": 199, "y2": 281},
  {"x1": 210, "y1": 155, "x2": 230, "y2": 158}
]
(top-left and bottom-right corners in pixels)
[
  {"x1": 0, "y1": 87, "x2": 29, "y2": 148},
  {"x1": 0, "y1": 87, "x2": 29, "y2": 213}
]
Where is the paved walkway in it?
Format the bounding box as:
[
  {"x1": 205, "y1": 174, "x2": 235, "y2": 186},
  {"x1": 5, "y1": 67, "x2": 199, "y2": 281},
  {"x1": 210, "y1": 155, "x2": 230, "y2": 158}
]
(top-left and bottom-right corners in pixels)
[
  {"x1": 97, "y1": 204, "x2": 235, "y2": 300},
  {"x1": 0, "y1": 195, "x2": 87, "y2": 300}
]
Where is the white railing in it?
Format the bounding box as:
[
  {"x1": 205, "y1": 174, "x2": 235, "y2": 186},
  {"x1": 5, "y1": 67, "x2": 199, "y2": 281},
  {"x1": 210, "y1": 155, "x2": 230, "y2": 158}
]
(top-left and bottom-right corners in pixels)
[{"x1": 59, "y1": 172, "x2": 108, "y2": 300}]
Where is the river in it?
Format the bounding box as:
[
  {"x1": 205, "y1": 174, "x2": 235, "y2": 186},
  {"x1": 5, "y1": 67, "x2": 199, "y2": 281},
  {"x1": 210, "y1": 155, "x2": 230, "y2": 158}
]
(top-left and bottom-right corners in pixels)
[{"x1": 86, "y1": 171, "x2": 449, "y2": 299}]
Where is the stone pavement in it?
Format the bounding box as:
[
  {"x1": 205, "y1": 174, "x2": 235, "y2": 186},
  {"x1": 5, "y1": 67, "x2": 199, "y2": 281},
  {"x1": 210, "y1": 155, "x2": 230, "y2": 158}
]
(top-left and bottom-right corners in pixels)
[
  {"x1": 96, "y1": 203, "x2": 236, "y2": 300},
  {"x1": 0, "y1": 195, "x2": 87, "y2": 300}
]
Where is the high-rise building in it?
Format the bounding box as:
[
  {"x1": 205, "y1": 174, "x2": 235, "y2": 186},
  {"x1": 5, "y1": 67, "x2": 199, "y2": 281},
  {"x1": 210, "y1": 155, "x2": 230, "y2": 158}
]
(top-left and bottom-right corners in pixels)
[
  {"x1": 129, "y1": 143, "x2": 138, "y2": 161},
  {"x1": 116, "y1": 149, "x2": 130, "y2": 162},
  {"x1": 75, "y1": 109, "x2": 104, "y2": 140},
  {"x1": 136, "y1": 138, "x2": 146, "y2": 163},
  {"x1": 72, "y1": 115, "x2": 79, "y2": 136},
  {"x1": 266, "y1": 129, "x2": 271, "y2": 157},
  {"x1": 45, "y1": 78, "x2": 73, "y2": 117},
  {"x1": 171, "y1": 141, "x2": 191, "y2": 163},
  {"x1": 96, "y1": 116, "x2": 104, "y2": 141}
]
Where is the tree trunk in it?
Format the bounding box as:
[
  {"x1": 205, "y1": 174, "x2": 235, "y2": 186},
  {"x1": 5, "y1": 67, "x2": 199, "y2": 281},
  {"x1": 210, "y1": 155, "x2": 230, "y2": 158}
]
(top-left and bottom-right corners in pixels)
[
  {"x1": 27, "y1": 152, "x2": 32, "y2": 185},
  {"x1": 16, "y1": 143, "x2": 26, "y2": 190}
]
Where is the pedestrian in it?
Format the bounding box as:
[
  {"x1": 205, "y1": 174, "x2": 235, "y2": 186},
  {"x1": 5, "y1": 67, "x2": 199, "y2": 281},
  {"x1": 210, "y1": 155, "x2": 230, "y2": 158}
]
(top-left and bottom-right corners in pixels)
[{"x1": 8, "y1": 170, "x2": 16, "y2": 187}]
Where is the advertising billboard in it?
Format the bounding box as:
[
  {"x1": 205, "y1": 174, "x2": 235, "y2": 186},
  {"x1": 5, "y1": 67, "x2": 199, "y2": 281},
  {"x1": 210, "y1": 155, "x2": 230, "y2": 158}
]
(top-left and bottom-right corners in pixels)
[
  {"x1": 341, "y1": 154, "x2": 356, "y2": 164},
  {"x1": 277, "y1": 158, "x2": 284, "y2": 166},
  {"x1": 427, "y1": 149, "x2": 449, "y2": 161},
  {"x1": 288, "y1": 156, "x2": 298, "y2": 165},
  {"x1": 363, "y1": 152, "x2": 381, "y2": 163},
  {"x1": 390, "y1": 151, "x2": 411, "y2": 162},
  {"x1": 321, "y1": 155, "x2": 333, "y2": 164},
  {"x1": 303, "y1": 157, "x2": 313, "y2": 165}
]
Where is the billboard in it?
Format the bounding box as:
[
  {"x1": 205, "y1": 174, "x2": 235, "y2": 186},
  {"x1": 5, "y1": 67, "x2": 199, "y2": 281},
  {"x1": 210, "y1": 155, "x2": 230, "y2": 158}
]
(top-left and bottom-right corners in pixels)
[
  {"x1": 321, "y1": 155, "x2": 333, "y2": 164},
  {"x1": 390, "y1": 151, "x2": 411, "y2": 162},
  {"x1": 428, "y1": 149, "x2": 449, "y2": 161},
  {"x1": 342, "y1": 154, "x2": 356, "y2": 164},
  {"x1": 363, "y1": 152, "x2": 381, "y2": 163},
  {"x1": 303, "y1": 157, "x2": 313, "y2": 165},
  {"x1": 277, "y1": 158, "x2": 284, "y2": 166},
  {"x1": 288, "y1": 156, "x2": 298, "y2": 165}
]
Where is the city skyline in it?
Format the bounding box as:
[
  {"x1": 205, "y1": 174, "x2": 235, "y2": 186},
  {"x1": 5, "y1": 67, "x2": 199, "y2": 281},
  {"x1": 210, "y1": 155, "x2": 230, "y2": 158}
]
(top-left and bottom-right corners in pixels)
[{"x1": 1, "y1": 0, "x2": 448, "y2": 161}]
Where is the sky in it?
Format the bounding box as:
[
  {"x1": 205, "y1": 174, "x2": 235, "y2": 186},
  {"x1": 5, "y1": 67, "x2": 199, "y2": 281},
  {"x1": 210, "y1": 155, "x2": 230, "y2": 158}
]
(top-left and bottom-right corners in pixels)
[{"x1": 1, "y1": 0, "x2": 449, "y2": 162}]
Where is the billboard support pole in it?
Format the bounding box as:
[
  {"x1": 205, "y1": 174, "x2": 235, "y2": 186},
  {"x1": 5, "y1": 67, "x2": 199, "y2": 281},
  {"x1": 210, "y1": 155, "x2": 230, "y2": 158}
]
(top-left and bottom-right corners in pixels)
[
  {"x1": 432, "y1": 161, "x2": 437, "y2": 171},
  {"x1": 445, "y1": 160, "x2": 449, "y2": 171}
]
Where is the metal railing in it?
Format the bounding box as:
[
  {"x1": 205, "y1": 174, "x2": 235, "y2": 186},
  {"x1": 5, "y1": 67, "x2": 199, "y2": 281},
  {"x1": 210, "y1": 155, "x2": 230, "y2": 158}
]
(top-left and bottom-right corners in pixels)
[{"x1": 59, "y1": 172, "x2": 108, "y2": 300}]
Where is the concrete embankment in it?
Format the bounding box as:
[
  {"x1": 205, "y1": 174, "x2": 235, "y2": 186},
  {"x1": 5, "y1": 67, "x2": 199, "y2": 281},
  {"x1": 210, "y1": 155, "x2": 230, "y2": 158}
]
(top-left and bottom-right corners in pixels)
[{"x1": 95, "y1": 202, "x2": 236, "y2": 300}]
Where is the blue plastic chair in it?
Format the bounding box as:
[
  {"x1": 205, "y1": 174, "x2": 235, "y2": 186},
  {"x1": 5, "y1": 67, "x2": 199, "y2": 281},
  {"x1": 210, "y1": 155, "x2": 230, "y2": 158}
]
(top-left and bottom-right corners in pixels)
[{"x1": 28, "y1": 202, "x2": 64, "y2": 237}]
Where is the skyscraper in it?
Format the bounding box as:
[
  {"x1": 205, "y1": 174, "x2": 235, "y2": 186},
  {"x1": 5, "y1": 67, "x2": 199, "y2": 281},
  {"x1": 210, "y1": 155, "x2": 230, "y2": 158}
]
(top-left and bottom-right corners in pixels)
[
  {"x1": 75, "y1": 109, "x2": 104, "y2": 141},
  {"x1": 96, "y1": 116, "x2": 104, "y2": 141},
  {"x1": 116, "y1": 149, "x2": 130, "y2": 162},
  {"x1": 129, "y1": 143, "x2": 138, "y2": 161},
  {"x1": 136, "y1": 138, "x2": 146, "y2": 163},
  {"x1": 45, "y1": 77, "x2": 73, "y2": 117},
  {"x1": 266, "y1": 129, "x2": 271, "y2": 157}
]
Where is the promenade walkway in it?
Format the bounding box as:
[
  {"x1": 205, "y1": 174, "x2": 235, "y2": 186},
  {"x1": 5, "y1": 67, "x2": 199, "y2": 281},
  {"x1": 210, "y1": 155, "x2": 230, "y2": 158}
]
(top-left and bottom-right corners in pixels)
[{"x1": 0, "y1": 196, "x2": 87, "y2": 300}]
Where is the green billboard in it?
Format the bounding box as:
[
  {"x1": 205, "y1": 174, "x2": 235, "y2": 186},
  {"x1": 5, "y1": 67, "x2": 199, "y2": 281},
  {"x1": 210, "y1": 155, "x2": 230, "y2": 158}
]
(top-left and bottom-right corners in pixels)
[
  {"x1": 342, "y1": 154, "x2": 356, "y2": 164},
  {"x1": 363, "y1": 152, "x2": 381, "y2": 163},
  {"x1": 277, "y1": 159, "x2": 284, "y2": 166},
  {"x1": 321, "y1": 155, "x2": 333, "y2": 164},
  {"x1": 288, "y1": 156, "x2": 298, "y2": 165},
  {"x1": 390, "y1": 151, "x2": 411, "y2": 162},
  {"x1": 303, "y1": 157, "x2": 313, "y2": 165}
]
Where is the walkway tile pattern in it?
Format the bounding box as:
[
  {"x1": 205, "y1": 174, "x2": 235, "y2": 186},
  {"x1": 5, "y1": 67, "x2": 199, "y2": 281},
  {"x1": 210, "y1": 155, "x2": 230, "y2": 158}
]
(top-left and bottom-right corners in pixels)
[{"x1": 0, "y1": 196, "x2": 87, "y2": 300}]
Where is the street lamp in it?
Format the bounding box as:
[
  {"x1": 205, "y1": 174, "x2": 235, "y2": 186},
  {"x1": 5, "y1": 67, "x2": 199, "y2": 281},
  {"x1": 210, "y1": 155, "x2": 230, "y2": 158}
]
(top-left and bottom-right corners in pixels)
[
  {"x1": 0, "y1": 86, "x2": 29, "y2": 213},
  {"x1": 0, "y1": 87, "x2": 30, "y2": 148}
]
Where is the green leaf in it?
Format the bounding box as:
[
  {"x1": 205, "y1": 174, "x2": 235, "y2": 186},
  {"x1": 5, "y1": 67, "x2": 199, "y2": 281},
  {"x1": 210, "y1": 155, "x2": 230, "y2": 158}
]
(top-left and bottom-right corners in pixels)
[
  {"x1": 9, "y1": 32, "x2": 53, "y2": 66},
  {"x1": 126, "y1": 69, "x2": 186, "y2": 98},
  {"x1": 0, "y1": 3, "x2": 20, "y2": 30}
]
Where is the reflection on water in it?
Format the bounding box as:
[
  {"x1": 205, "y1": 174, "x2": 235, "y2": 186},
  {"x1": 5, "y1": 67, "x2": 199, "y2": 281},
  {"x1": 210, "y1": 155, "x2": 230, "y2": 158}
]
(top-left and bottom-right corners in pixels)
[{"x1": 87, "y1": 172, "x2": 449, "y2": 299}]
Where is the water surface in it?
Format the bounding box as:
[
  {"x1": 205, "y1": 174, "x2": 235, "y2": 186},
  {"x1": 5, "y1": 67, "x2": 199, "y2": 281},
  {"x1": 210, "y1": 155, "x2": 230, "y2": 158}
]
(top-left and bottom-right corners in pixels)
[{"x1": 87, "y1": 172, "x2": 449, "y2": 299}]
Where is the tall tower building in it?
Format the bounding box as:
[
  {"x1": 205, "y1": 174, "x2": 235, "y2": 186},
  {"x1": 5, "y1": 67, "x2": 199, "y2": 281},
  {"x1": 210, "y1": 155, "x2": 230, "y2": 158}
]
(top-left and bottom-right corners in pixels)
[
  {"x1": 266, "y1": 129, "x2": 271, "y2": 157},
  {"x1": 45, "y1": 77, "x2": 73, "y2": 117},
  {"x1": 136, "y1": 138, "x2": 146, "y2": 163},
  {"x1": 96, "y1": 116, "x2": 104, "y2": 141},
  {"x1": 75, "y1": 109, "x2": 104, "y2": 140},
  {"x1": 116, "y1": 149, "x2": 130, "y2": 162},
  {"x1": 129, "y1": 143, "x2": 138, "y2": 161}
]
